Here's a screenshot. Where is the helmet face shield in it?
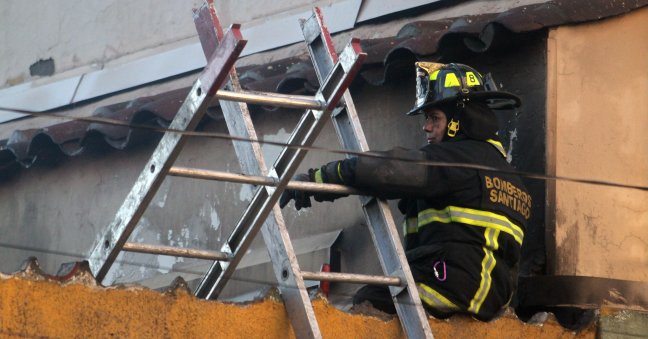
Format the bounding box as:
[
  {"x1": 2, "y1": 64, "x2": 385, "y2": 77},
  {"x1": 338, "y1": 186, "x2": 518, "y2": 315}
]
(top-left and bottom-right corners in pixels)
[
  {"x1": 409, "y1": 62, "x2": 445, "y2": 115},
  {"x1": 414, "y1": 66, "x2": 429, "y2": 109}
]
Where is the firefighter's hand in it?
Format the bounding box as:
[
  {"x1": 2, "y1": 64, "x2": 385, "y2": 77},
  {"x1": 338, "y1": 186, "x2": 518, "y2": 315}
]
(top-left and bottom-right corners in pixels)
[{"x1": 279, "y1": 173, "x2": 313, "y2": 210}]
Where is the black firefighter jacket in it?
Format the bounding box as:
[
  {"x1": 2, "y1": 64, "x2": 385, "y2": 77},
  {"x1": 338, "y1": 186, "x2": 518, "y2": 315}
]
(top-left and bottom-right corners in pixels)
[{"x1": 314, "y1": 135, "x2": 531, "y2": 320}]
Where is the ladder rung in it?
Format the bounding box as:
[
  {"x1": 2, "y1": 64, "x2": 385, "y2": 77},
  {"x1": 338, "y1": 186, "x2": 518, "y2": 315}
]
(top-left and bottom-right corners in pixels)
[
  {"x1": 123, "y1": 242, "x2": 231, "y2": 261},
  {"x1": 301, "y1": 271, "x2": 402, "y2": 286},
  {"x1": 169, "y1": 166, "x2": 360, "y2": 195},
  {"x1": 216, "y1": 89, "x2": 325, "y2": 110}
]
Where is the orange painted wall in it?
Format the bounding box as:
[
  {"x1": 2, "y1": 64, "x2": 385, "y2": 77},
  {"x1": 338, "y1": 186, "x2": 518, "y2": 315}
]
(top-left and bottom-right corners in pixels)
[
  {"x1": 0, "y1": 274, "x2": 594, "y2": 338},
  {"x1": 546, "y1": 7, "x2": 648, "y2": 279}
]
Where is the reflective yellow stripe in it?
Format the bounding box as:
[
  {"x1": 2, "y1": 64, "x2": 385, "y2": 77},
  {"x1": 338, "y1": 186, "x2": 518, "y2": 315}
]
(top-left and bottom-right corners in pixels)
[
  {"x1": 402, "y1": 217, "x2": 418, "y2": 235},
  {"x1": 429, "y1": 70, "x2": 440, "y2": 80},
  {"x1": 417, "y1": 206, "x2": 524, "y2": 245},
  {"x1": 314, "y1": 169, "x2": 323, "y2": 183},
  {"x1": 336, "y1": 162, "x2": 344, "y2": 182},
  {"x1": 484, "y1": 228, "x2": 500, "y2": 251},
  {"x1": 486, "y1": 139, "x2": 507, "y2": 158},
  {"x1": 468, "y1": 247, "x2": 496, "y2": 314},
  {"x1": 417, "y1": 283, "x2": 460, "y2": 312},
  {"x1": 444, "y1": 73, "x2": 460, "y2": 87}
]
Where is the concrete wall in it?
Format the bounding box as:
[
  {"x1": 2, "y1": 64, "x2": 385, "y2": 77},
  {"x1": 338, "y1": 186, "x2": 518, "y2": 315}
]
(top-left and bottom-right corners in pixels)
[{"x1": 546, "y1": 7, "x2": 648, "y2": 280}]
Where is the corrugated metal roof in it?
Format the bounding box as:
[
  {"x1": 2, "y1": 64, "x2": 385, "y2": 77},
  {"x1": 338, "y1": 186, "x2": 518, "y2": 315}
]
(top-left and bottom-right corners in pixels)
[{"x1": 1, "y1": 0, "x2": 646, "y2": 178}]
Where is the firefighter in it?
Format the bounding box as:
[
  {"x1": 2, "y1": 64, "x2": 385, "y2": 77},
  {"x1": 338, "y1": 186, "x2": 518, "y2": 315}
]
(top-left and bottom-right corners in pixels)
[{"x1": 279, "y1": 62, "x2": 531, "y2": 321}]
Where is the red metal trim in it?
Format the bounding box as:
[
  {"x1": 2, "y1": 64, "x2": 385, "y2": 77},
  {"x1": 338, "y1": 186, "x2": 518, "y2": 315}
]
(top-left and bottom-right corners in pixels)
[
  {"x1": 199, "y1": 25, "x2": 247, "y2": 96},
  {"x1": 349, "y1": 38, "x2": 363, "y2": 55},
  {"x1": 324, "y1": 48, "x2": 366, "y2": 111},
  {"x1": 207, "y1": 0, "x2": 225, "y2": 41},
  {"x1": 320, "y1": 263, "x2": 331, "y2": 297},
  {"x1": 313, "y1": 7, "x2": 338, "y2": 63},
  {"x1": 193, "y1": 3, "x2": 219, "y2": 61}
]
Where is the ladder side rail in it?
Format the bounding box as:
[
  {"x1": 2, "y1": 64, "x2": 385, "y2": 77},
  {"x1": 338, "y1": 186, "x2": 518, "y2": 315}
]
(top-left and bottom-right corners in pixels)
[
  {"x1": 302, "y1": 11, "x2": 434, "y2": 339},
  {"x1": 87, "y1": 27, "x2": 247, "y2": 281}
]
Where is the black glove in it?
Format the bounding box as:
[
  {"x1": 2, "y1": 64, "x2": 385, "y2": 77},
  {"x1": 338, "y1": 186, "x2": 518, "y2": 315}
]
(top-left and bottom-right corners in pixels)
[
  {"x1": 279, "y1": 165, "x2": 351, "y2": 210},
  {"x1": 279, "y1": 173, "x2": 314, "y2": 210},
  {"x1": 311, "y1": 172, "x2": 347, "y2": 203}
]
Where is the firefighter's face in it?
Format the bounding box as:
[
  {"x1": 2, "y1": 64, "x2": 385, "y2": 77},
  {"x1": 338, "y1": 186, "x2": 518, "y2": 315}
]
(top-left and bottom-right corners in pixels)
[{"x1": 422, "y1": 108, "x2": 447, "y2": 144}]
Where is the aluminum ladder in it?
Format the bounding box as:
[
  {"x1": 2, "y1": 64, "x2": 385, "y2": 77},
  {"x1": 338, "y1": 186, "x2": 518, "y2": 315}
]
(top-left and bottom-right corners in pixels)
[{"x1": 87, "y1": 2, "x2": 432, "y2": 338}]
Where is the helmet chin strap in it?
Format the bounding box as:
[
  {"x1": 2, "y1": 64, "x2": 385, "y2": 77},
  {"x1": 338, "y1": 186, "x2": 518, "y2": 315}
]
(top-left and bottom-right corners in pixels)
[
  {"x1": 447, "y1": 117, "x2": 460, "y2": 137},
  {"x1": 446, "y1": 98, "x2": 467, "y2": 139},
  {"x1": 445, "y1": 64, "x2": 471, "y2": 139}
]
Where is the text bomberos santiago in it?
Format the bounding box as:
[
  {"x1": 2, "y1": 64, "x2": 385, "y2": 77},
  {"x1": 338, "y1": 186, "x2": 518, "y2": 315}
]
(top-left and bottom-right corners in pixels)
[{"x1": 484, "y1": 175, "x2": 532, "y2": 220}]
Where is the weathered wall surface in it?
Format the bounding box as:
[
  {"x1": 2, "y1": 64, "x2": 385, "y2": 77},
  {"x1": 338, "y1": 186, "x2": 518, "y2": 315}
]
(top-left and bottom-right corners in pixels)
[
  {"x1": 0, "y1": 0, "x2": 550, "y2": 89},
  {"x1": 0, "y1": 108, "x2": 365, "y2": 287},
  {"x1": 0, "y1": 273, "x2": 596, "y2": 338},
  {"x1": 0, "y1": 0, "x2": 202, "y2": 87},
  {"x1": 1, "y1": 0, "x2": 353, "y2": 88},
  {"x1": 546, "y1": 7, "x2": 648, "y2": 280}
]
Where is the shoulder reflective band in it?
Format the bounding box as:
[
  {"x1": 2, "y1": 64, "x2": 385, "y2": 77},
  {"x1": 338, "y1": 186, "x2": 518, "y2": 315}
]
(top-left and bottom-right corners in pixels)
[
  {"x1": 468, "y1": 246, "x2": 496, "y2": 314},
  {"x1": 486, "y1": 139, "x2": 507, "y2": 158},
  {"x1": 417, "y1": 283, "x2": 460, "y2": 312},
  {"x1": 417, "y1": 206, "x2": 524, "y2": 245}
]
